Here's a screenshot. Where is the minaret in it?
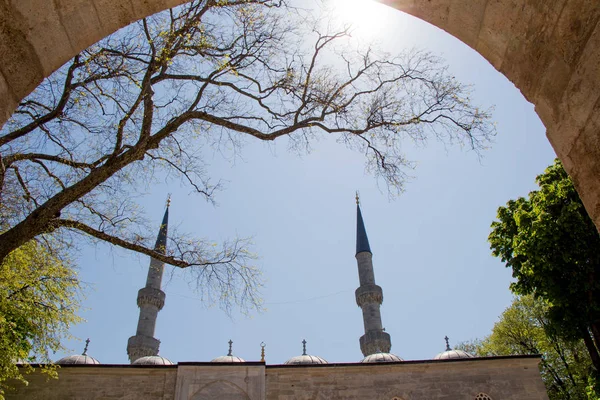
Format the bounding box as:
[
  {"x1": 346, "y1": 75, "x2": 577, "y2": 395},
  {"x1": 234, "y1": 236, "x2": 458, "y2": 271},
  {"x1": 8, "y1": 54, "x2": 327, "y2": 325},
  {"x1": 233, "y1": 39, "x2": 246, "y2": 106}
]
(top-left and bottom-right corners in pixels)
[
  {"x1": 354, "y1": 193, "x2": 392, "y2": 356},
  {"x1": 126, "y1": 199, "x2": 170, "y2": 363}
]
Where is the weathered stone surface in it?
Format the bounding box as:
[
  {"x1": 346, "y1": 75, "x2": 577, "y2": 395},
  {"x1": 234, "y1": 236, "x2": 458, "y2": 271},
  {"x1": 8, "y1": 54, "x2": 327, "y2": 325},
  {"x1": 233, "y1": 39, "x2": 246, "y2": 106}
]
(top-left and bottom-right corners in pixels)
[
  {"x1": 8, "y1": 0, "x2": 76, "y2": 77},
  {"x1": 558, "y1": 21, "x2": 600, "y2": 136},
  {"x1": 7, "y1": 357, "x2": 547, "y2": 400},
  {"x1": 266, "y1": 357, "x2": 549, "y2": 400},
  {"x1": 127, "y1": 334, "x2": 161, "y2": 363},
  {"x1": 499, "y1": 1, "x2": 567, "y2": 101},
  {"x1": 138, "y1": 287, "x2": 166, "y2": 310},
  {"x1": 564, "y1": 97, "x2": 600, "y2": 227},
  {"x1": 446, "y1": 0, "x2": 487, "y2": 47},
  {"x1": 392, "y1": 0, "x2": 452, "y2": 32},
  {"x1": 553, "y1": 0, "x2": 600, "y2": 66},
  {"x1": 174, "y1": 364, "x2": 265, "y2": 400},
  {"x1": 7, "y1": 367, "x2": 177, "y2": 400},
  {"x1": 92, "y1": 0, "x2": 137, "y2": 34},
  {"x1": 54, "y1": 0, "x2": 104, "y2": 59},
  {"x1": 0, "y1": 1, "x2": 45, "y2": 101},
  {"x1": 476, "y1": 0, "x2": 521, "y2": 70},
  {"x1": 360, "y1": 330, "x2": 392, "y2": 355},
  {"x1": 355, "y1": 284, "x2": 383, "y2": 307},
  {"x1": 0, "y1": 71, "x2": 16, "y2": 128}
]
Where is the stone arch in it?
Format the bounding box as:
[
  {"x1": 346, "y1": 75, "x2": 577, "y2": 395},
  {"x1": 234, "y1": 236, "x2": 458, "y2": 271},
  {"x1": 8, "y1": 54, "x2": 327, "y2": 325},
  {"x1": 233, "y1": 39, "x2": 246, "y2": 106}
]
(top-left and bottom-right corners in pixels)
[
  {"x1": 191, "y1": 380, "x2": 251, "y2": 400},
  {"x1": 0, "y1": 0, "x2": 598, "y2": 228}
]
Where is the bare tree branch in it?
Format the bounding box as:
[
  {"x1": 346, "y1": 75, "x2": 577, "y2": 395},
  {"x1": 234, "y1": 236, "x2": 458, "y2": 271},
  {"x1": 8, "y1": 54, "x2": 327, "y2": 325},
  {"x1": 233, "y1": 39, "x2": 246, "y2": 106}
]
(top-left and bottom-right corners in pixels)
[{"x1": 0, "y1": 0, "x2": 494, "y2": 312}]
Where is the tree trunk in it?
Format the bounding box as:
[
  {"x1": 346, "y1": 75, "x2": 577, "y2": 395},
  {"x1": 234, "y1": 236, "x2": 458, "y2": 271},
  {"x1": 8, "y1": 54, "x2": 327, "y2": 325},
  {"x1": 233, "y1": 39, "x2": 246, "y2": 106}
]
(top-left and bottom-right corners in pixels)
[
  {"x1": 582, "y1": 328, "x2": 600, "y2": 371},
  {"x1": 591, "y1": 322, "x2": 600, "y2": 357}
]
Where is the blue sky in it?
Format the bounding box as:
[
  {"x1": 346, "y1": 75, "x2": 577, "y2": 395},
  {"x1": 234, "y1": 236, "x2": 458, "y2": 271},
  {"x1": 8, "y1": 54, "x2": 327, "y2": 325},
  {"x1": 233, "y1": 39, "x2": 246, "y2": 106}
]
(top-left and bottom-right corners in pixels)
[{"x1": 55, "y1": 0, "x2": 556, "y2": 365}]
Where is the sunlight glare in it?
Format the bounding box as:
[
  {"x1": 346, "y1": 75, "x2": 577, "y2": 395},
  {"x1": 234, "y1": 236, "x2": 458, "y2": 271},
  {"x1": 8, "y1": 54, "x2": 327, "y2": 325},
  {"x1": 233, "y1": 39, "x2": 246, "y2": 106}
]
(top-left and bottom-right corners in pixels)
[{"x1": 328, "y1": 0, "x2": 388, "y2": 38}]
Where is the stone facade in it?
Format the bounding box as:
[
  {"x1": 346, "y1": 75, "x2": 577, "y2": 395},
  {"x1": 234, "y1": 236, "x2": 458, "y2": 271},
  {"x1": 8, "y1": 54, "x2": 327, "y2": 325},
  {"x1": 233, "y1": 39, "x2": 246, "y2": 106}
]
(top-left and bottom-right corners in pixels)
[
  {"x1": 7, "y1": 356, "x2": 548, "y2": 399},
  {"x1": 267, "y1": 356, "x2": 548, "y2": 400},
  {"x1": 8, "y1": 366, "x2": 178, "y2": 400}
]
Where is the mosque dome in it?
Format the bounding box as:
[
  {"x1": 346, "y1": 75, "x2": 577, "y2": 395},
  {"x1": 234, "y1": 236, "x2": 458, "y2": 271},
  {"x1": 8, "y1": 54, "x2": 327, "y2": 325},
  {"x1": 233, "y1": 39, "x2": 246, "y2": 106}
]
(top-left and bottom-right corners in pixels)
[
  {"x1": 211, "y1": 355, "x2": 246, "y2": 363},
  {"x1": 434, "y1": 336, "x2": 475, "y2": 360},
  {"x1": 284, "y1": 354, "x2": 328, "y2": 365},
  {"x1": 56, "y1": 354, "x2": 100, "y2": 365},
  {"x1": 56, "y1": 338, "x2": 100, "y2": 365},
  {"x1": 284, "y1": 340, "x2": 328, "y2": 365},
  {"x1": 132, "y1": 355, "x2": 174, "y2": 365},
  {"x1": 361, "y1": 352, "x2": 403, "y2": 363},
  {"x1": 211, "y1": 340, "x2": 246, "y2": 363},
  {"x1": 434, "y1": 349, "x2": 475, "y2": 360}
]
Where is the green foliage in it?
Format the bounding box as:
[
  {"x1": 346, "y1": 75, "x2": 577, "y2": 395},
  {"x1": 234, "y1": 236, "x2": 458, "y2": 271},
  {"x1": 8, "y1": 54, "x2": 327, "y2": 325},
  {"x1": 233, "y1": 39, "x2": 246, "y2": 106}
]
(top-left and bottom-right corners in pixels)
[
  {"x1": 489, "y1": 159, "x2": 600, "y2": 367},
  {"x1": 0, "y1": 240, "x2": 82, "y2": 398},
  {"x1": 458, "y1": 295, "x2": 593, "y2": 400},
  {"x1": 588, "y1": 373, "x2": 600, "y2": 400}
]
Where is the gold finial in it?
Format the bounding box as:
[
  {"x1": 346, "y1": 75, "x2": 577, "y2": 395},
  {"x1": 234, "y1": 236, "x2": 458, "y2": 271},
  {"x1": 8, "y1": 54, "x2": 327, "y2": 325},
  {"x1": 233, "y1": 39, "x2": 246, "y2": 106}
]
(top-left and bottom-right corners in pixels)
[
  {"x1": 260, "y1": 342, "x2": 266, "y2": 362},
  {"x1": 166, "y1": 194, "x2": 172, "y2": 208},
  {"x1": 355, "y1": 191, "x2": 360, "y2": 205}
]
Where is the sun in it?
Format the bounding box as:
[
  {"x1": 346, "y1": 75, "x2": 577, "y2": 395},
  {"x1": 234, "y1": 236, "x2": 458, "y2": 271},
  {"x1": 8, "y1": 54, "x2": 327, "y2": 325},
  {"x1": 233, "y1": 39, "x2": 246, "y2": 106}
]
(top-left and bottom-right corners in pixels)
[{"x1": 327, "y1": 0, "x2": 388, "y2": 38}]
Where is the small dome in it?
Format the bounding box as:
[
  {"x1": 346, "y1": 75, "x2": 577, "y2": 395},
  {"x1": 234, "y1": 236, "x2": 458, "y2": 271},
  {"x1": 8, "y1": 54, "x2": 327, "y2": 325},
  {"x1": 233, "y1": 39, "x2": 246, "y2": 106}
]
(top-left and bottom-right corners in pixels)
[
  {"x1": 57, "y1": 338, "x2": 100, "y2": 365},
  {"x1": 56, "y1": 354, "x2": 100, "y2": 365},
  {"x1": 434, "y1": 336, "x2": 474, "y2": 360},
  {"x1": 433, "y1": 349, "x2": 474, "y2": 360},
  {"x1": 211, "y1": 340, "x2": 245, "y2": 363},
  {"x1": 132, "y1": 355, "x2": 174, "y2": 365},
  {"x1": 361, "y1": 352, "x2": 403, "y2": 363},
  {"x1": 284, "y1": 339, "x2": 327, "y2": 365},
  {"x1": 284, "y1": 354, "x2": 328, "y2": 365},
  {"x1": 211, "y1": 355, "x2": 246, "y2": 363}
]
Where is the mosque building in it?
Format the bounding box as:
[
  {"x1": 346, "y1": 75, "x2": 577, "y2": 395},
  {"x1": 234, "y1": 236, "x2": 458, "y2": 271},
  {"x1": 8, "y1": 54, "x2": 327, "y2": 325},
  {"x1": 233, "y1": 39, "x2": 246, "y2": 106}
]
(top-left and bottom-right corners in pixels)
[{"x1": 10, "y1": 197, "x2": 549, "y2": 399}]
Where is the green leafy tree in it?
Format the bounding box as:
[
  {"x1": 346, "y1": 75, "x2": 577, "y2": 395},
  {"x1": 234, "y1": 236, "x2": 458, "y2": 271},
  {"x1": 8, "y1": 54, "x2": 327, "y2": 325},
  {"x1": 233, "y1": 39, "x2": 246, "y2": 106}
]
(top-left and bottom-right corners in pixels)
[
  {"x1": 458, "y1": 295, "x2": 593, "y2": 400},
  {"x1": 0, "y1": 0, "x2": 494, "y2": 312},
  {"x1": 0, "y1": 240, "x2": 82, "y2": 398},
  {"x1": 489, "y1": 159, "x2": 600, "y2": 372}
]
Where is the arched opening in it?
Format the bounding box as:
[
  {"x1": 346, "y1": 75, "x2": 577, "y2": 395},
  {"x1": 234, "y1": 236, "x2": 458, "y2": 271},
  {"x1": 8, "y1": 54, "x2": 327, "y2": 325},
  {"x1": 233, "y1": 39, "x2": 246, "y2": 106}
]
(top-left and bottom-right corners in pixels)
[
  {"x1": 191, "y1": 380, "x2": 251, "y2": 400},
  {"x1": 0, "y1": 0, "x2": 597, "y2": 229}
]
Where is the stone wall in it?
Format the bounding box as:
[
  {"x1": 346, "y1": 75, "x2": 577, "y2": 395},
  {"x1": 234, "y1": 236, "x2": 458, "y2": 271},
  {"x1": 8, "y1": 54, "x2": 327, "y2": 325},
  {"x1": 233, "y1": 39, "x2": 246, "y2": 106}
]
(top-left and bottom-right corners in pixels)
[
  {"x1": 6, "y1": 365, "x2": 177, "y2": 399},
  {"x1": 6, "y1": 357, "x2": 547, "y2": 399},
  {"x1": 266, "y1": 357, "x2": 548, "y2": 400},
  {"x1": 174, "y1": 363, "x2": 265, "y2": 400}
]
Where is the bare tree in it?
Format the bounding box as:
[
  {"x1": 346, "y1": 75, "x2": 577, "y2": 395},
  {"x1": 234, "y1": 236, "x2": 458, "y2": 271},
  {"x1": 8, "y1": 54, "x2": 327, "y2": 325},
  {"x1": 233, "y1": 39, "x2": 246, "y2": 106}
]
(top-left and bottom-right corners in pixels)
[{"x1": 0, "y1": 0, "x2": 494, "y2": 310}]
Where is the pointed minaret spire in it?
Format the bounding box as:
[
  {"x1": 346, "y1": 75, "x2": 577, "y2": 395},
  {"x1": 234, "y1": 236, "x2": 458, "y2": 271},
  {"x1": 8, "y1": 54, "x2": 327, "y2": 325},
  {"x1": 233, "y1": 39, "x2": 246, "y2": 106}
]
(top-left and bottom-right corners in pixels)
[
  {"x1": 354, "y1": 194, "x2": 392, "y2": 356},
  {"x1": 356, "y1": 192, "x2": 372, "y2": 254},
  {"x1": 127, "y1": 199, "x2": 170, "y2": 363}
]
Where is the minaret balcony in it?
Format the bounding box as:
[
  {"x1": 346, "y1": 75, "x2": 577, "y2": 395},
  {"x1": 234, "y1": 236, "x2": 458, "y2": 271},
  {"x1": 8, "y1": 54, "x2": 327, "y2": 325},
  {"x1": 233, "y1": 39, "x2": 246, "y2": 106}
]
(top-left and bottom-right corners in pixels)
[
  {"x1": 360, "y1": 330, "x2": 392, "y2": 356},
  {"x1": 127, "y1": 335, "x2": 161, "y2": 363},
  {"x1": 355, "y1": 284, "x2": 383, "y2": 307},
  {"x1": 137, "y1": 287, "x2": 166, "y2": 310}
]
